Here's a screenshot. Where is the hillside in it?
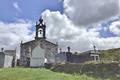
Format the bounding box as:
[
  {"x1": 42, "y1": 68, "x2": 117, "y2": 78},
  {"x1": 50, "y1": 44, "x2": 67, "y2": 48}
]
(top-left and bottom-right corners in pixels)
[
  {"x1": 100, "y1": 48, "x2": 120, "y2": 61},
  {"x1": 0, "y1": 68, "x2": 102, "y2": 80}
]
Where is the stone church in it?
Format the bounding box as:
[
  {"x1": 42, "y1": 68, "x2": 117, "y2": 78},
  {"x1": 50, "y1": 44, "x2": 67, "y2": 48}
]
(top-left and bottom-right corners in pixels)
[{"x1": 20, "y1": 17, "x2": 58, "y2": 67}]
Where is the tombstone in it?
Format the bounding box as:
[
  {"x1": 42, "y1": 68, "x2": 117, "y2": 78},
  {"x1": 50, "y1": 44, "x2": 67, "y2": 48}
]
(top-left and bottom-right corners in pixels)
[
  {"x1": 30, "y1": 46, "x2": 45, "y2": 67},
  {"x1": 55, "y1": 52, "x2": 67, "y2": 64}
]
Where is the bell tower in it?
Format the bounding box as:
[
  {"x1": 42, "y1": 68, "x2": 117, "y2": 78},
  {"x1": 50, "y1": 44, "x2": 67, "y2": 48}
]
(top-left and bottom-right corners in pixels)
[{"x1": 35, "y1": 17, "x2": 46, "y2": 39}]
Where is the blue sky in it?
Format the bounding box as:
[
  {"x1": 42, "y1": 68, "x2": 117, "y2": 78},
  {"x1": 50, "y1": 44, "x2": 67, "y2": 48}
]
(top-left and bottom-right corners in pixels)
[{"x1": 0, "y1": 0, "x2": 63, "y2": 22}]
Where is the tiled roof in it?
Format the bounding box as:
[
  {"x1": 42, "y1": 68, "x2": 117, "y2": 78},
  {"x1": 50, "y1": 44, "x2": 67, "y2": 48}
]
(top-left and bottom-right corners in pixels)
[{"x1": 4, "y1": 50, "x2": 16, "y2": 56}]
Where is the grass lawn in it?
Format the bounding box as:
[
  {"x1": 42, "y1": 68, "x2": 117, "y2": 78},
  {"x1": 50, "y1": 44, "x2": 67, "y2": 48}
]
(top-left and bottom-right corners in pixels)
[{"x1": 0, "y1": 68, "x2": 102, "y2": 80}]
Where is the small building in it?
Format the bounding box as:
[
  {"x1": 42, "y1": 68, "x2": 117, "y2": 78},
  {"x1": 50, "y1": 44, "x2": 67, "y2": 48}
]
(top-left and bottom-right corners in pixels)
[
  {"x1": 90, "y1": 50, "x2": 100, "y2": 61},
  {"x1": 20, "y1": 17, "x2": 58, "y2": 67},
  {"x1": 90, "y1": 45, "x2": 100, "y2": 61},
  {"x1": 0, "y1": 48, "x2": 16, "y2": 68}
]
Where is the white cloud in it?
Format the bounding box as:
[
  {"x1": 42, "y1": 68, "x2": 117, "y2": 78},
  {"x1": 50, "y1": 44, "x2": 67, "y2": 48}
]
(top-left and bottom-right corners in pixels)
[
  {"x1": 13, "y1": 2, "x2": 21, "y2": 12},
  {"x1": 41, "y1": 10, "x2": 120, "y2": 52},
  {"x1": 64, "y1": 0, "x2": 120, "y2": 25},
  {"x1": 0, "y1": 20, "x2": 34, "y2": 50},
  {"x1": 42, "y1": 10, "x2": 82, "y2": 42},
  {"x1": 91, "y1": 37, "x2": 120, "y2": 50},
  {"x1": 109, "y1": 21, "x2": 120, "y2": 36}
]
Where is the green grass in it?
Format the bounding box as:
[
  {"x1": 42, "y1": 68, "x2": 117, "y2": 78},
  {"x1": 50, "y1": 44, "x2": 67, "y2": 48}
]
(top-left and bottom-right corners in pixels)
[{"x1": 0, "y1": 68, "x2": 101, "y2": 80}]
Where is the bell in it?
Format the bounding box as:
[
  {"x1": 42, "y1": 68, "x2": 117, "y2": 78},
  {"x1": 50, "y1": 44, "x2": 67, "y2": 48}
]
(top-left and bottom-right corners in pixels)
[{"x1": 39, "y1": 30, "x2": 42, "y2": 34}]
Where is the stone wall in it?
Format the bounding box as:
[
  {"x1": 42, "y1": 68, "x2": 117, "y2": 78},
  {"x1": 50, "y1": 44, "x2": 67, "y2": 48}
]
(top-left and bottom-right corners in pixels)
[
  {"x1": 20, "y1": 39, "x2": 58, "y2": 67},
  {"x1": 66, "y1": 52, "x2": 93, "y2": 63}
]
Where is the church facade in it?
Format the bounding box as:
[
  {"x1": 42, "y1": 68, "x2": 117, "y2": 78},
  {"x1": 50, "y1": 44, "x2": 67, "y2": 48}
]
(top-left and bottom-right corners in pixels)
[{"x1": 20, "y1": 17, "x2": 58, "y2": 67}]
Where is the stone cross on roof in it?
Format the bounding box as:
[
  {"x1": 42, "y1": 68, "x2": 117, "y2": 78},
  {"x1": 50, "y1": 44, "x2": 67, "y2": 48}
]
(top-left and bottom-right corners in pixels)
[{"x1": 67, "y1": 46, "x2": 71, "y2": 53}]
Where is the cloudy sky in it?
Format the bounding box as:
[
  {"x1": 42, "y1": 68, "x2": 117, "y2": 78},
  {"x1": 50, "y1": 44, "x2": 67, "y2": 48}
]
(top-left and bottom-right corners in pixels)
[{"x1": 0, "y1": 0, "x2": 120, "y2": 53}]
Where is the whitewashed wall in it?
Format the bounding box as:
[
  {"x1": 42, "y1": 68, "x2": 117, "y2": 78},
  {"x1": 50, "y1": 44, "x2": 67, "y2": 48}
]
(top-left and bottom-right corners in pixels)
[
  {"x1": 4, "y1": 55, "x2": 13, "y2": 68},
  {"x1": 30, "y1": 46, "x2": 45, "y2": 67}
]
